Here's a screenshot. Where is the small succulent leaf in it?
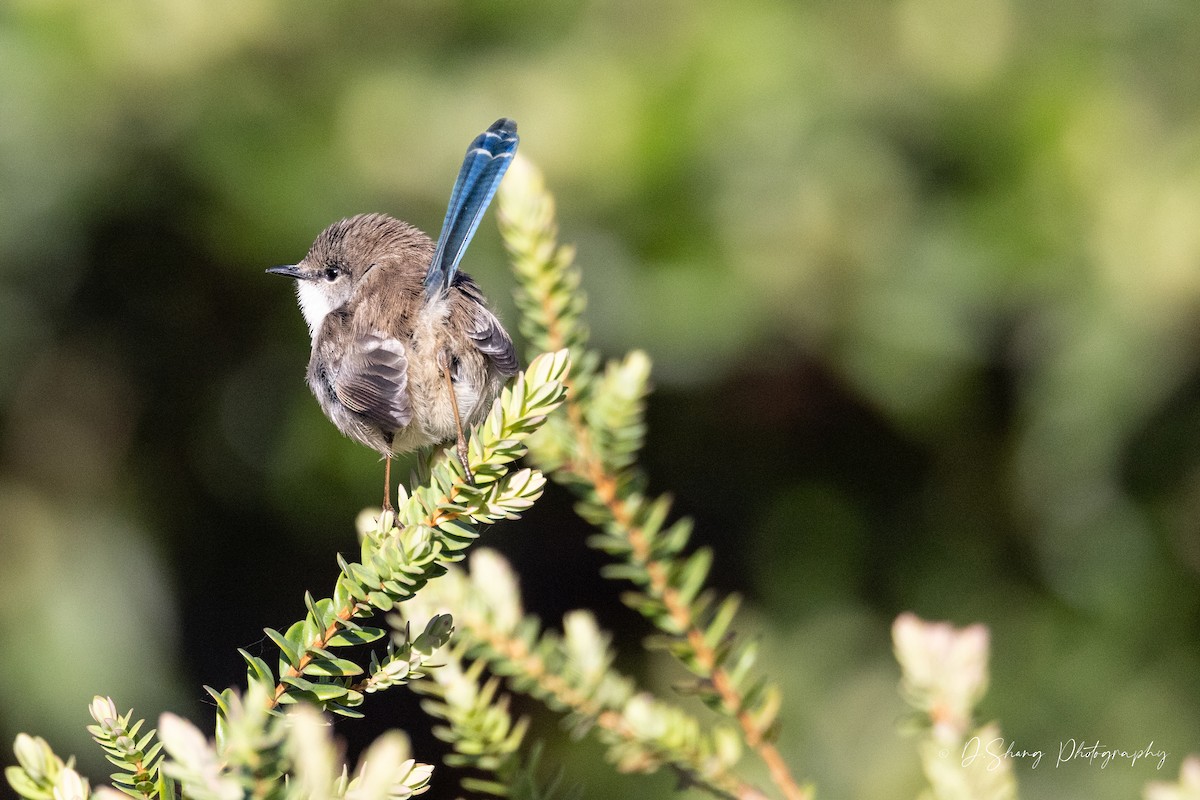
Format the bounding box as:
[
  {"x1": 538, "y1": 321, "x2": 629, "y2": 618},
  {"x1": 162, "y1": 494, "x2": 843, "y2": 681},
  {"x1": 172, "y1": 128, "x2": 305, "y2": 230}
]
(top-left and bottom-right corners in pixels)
[
  {"x1": 327, "y1": 627, "x2": 387, "y2": 647},
  {"x1": 302, "y1": 657, "x2": 365, "y2": 677},
  {"x1": 263, "y1": 627, "x2": 300, "y2": 667}
]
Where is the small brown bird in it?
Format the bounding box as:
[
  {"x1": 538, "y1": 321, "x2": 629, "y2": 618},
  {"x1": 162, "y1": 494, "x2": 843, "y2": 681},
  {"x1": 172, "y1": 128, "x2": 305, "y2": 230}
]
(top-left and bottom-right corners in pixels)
[{"x1": 268, "y1": 119, "x2": 520, "y2": 510}]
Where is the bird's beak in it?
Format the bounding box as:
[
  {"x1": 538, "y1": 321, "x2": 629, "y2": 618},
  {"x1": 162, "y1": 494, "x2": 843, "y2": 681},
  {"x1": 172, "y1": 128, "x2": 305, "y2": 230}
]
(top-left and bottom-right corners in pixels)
[{"x1": 266, "y1": 264, "x2": 305, "y2": 279}]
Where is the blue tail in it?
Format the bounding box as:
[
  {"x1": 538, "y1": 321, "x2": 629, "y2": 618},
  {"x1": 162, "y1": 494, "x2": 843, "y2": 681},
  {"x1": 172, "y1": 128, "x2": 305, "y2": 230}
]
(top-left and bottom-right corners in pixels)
[{"x1": 423, "y1": 118, "x2": 520, "y2": 294}]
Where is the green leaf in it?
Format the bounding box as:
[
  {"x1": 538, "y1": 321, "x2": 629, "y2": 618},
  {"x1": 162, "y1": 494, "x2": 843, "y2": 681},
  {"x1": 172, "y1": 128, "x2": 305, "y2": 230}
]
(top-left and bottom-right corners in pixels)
[
  {"x1": 438, "y1": 518, "x2": 479, "y2": 544},
  {"x1": 739, "y1": 677, "x2": 768, "y2": 716},
  {"x1": 599, "y1": 563, "x2": 645, "y2": 582},
  {"x1": 726, "y1": 640, "x2": 760, "y2": 686},
  {"x1": 306, "y1": 646, "x2": 338, "y2": 662},
  {"x1": 587, "y1": 532, "x2": 635, "y2": 558},
  {"x1": 527, "y1": 349, "x2": 571, "y2": 386},
  {"x1": 302, "y1": 657, "x2": 365, "y2": 677},
  {"x1": 327, "y1": 626, "x2": 387, "y2": 646},
  {"x1": 6, "y1": 766, "x2": 49, "y2": 800},
  {"x1": 367, "y1": 590, "x2": 395, "y2": 610},
  {"x1": 305, "y1": 592, "x2": 331, "y2": 629},
  {"x1": 674, "y1": 547, "x2": 713, "y2": 606},
  {"x1": 344, "y1": 578, "x2": 371, "y2": 603},
  {"x1": 348, "y1": 562, "x2": 381, "y2": 588},
  {"x1": 134, "y1": 729, "x2": 156, "y2": 753},
  {"x1": 381, "y1": 579, "x2": 413, "y2": 597},
  {"x1": 462, "y1": 776, "x2": 511, "y2": 796},
  {"x1": 280, "y1": 675, "x2": 318, "y2": 693},
  {"x1": 639, "y1": 495, "x2": 673, "y2": 543},
  {"x1": 414, "y1": 614, "x2": 455, "y2": 654},
  {"x1": 264, "y1": 627, "x2": 300, "y2": 668},
  {"x1": 298, "y1": 617, "x2": 322, "y2": 647},
  {"x1": 327, "y1": 703, "x2": 366, "y2": 719},
  {"x1": 239, "y1": 649, "x2": 276, "y2": 687},
  {"x1": 306, "y1": 682, "x2": 352, "y2": 702},
  {"x1": 703, "y1": 594, "x2": 742, "y2": 650},
  {"x1": 281, "y1": 677, "x2": 350, "y2": 702},
  {"x1": 202, "y1": 685, "x2": 231, "y2": 718},
  {"x1": 143, "y1": 740, "x2": 163, "y2": 764},
  {"x1": 749, "y1": 685, "x2": 782, "y2": 737}
]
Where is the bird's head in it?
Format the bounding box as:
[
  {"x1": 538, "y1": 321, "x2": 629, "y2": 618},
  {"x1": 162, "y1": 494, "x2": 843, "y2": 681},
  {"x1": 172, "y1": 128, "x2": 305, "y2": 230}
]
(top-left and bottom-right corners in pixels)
[{"x1": 268, "y1": 213, "x2": 433, "y2": 339}]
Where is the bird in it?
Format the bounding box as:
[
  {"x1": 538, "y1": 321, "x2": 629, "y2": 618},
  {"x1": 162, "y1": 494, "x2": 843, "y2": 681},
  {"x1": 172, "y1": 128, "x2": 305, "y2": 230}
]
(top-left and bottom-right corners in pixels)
[{"x1": 267, "y1": 118, "x2": 520, "y2": 511}]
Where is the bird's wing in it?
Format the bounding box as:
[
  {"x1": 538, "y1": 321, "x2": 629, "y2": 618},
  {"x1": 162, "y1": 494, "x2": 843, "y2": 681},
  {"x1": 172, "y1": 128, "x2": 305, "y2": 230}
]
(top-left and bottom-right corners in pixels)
[
  {"x1": 467, "y1": 306, "x2": 519, "y2": 377},
  {"x1": 333, "y1": 333, "x2": 412, "y2": 430},
  {"x1": 424, "y1": 118, "x2": 519, "y2": 294}
]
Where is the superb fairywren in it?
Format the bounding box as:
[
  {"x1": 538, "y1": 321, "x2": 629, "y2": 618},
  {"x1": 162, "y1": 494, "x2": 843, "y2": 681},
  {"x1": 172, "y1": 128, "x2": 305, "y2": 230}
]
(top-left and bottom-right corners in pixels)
[{"x1": 268, "y1": 119, "x2": 520, "y2": 510}]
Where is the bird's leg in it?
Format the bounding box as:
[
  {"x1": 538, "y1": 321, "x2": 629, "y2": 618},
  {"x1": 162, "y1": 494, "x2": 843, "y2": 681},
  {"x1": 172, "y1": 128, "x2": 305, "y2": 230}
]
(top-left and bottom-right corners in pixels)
[
  {"x1": 383, "y1": 454, "x2": 394, "y2": 514},
  {"x1": 380, "y1": 431, "x2": 396, "y2": 524},
  {"x1": 438, "y1": 351, "x2": 475, "y2": 485}
]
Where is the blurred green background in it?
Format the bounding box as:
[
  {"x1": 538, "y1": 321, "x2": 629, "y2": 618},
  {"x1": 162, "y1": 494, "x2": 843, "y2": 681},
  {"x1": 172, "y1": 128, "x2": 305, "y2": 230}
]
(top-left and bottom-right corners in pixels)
[{"x1": 2, "y1": 1, "x2": 1199, "y2": 798}]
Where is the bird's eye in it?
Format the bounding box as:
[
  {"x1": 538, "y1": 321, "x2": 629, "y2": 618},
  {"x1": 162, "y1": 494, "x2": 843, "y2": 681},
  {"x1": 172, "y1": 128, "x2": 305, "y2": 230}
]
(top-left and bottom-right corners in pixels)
[{"x1": 323, "y1": 267, "x2": 339, "y2": 281}]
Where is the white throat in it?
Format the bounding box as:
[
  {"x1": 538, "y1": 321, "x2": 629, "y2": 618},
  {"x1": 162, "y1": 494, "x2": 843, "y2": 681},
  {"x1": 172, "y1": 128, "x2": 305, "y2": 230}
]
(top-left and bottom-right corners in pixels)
[{"x1": 295, "y1": 281, "x2": 336, "y2": 342}]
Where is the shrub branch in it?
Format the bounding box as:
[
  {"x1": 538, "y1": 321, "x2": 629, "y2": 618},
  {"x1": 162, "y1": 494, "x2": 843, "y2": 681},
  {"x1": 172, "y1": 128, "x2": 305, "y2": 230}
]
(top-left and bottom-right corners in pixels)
[{"x1": 499, "y1": 156, "x2": 809, "y2": 800}]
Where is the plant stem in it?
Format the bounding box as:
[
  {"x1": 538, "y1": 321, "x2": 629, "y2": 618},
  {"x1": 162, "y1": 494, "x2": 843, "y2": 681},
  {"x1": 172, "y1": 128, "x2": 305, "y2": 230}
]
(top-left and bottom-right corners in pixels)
[{"x1": 567, "y1": 401, "x2": 810, "y2": 800}]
